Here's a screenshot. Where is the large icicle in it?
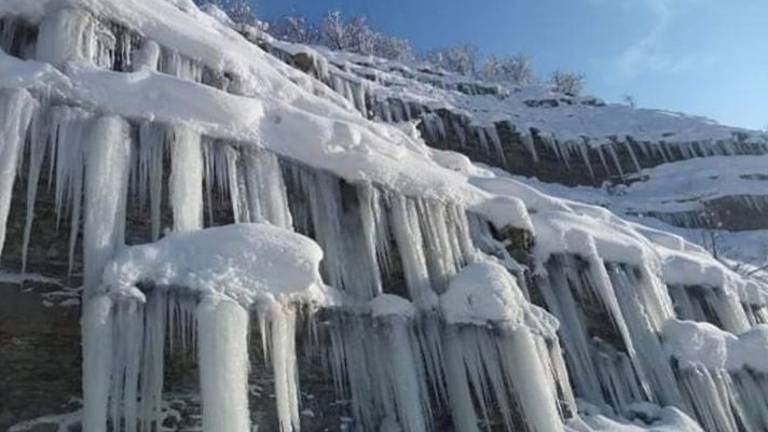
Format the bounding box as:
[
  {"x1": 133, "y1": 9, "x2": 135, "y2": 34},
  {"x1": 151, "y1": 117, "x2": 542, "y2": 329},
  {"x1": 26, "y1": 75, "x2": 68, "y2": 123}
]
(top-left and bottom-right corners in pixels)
[
  {"x1": 262, "y1": 301, "x2": 301, "y2": 432},
  {"x1": 198, "y1": 295, "x2": 251, "y2": 432},
  {"x1": 21, "y1": 108, "x2": 48, "y2": 272},
  {"x1": 0, "y1": 88, "x2": 35, "y2": 261},
  {"x1": 242, "y1": 148, "x2": 293, "y2": 229},
  {"x1": 440, "y1": 262, "x2": 565, "y2": 432},
  {"x1": 81, "y1": 295, "x2": 115, "y2": 432},
  {"x1": 83, "y1": 116, "x2": 132, "y2": 294},
  {"x1": 169, "y1": 124, "x2": 204, "y2": 231}
]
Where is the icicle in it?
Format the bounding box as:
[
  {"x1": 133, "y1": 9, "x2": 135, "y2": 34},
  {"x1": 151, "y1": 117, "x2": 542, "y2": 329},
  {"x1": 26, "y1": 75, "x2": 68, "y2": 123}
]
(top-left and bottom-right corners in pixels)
[
  {"x1": 82, "y1": 295, "x2": 114, "y2": 432},
  {"x1": 242, "y1": 148, "x2": 293, "y2": 229},
  {"x1": 137, "y1": 122, "x2": 165, "y2": 241},
  {"x1": 83, "y1": 116, "x2": 132, "y2": 295},
  {"x1": 485, "y1": 126, "x2": 506, "y2": 165},
  {"x1": 286, "y1": 166, "x2": 382, "y2": 300},
  {"x1": 442, "y1": 326, "x2": 480, "y2": 432},
  {"x1": 21, "y1": 109, "x2": 47, "y2": 272},
  {"x1": 353, "y1": 82, "x2": 368, "y2": 116},
  {"x1": 449, "y1": 116, "x2": 466, "y2": 147},
  {"x1": 44, "y1": 106, "x2": 92, "y2": 276},
  {"x1": 139, "y1": 289, "x2": 170, "y2": 431},
  {"x1": 499, "y1": 327, "x2": 564, "y2": 432},
  {"x1": 476, "y1": 127, "x2": 490, "y2": 153},
  {"x1": 169, "y1": 124, "x2": 203, "y2": 231},
  {"x1": 595, "y1": 145, "x2": 611, "y2": 177},
  {"x1": 538, "y1": 256, "x2": 632, "y2": 408},
  {"x1": 36, "y1": 7, "x2": 94, "y2": 65},
  {"x1": 623, "y1": 140, "x2": 642, "y2": 173},
  {"x1": 133, "y1": 39, "x2": 160, "y2": 71},
  {"x1": 374, "y1": 305, "x2": 430, "y2": 432},
  {"x1": 520, "y1": 127, "x2": 539, "y2": 163},
  {"x1": 578, "y1": 138, "x2": 595, "y2": 180},
  {"x1": 160, "y1": 48, "x2": 203, "y2": 82},
  {"x1": 605, "y1": 143, "x2": 625, "y2": 178},
  {"x1": 198, "y1": 295, "x2": 251, "y2": 432},
  {"x1": 357, "y1": 185, "x2": 385, "y2": 297},
  {"x1": 110, "y1": 299, "x2": 143, "y2": 432},
  {"x1": 389, "y1": 195, "x2": 437, "y2": 307},
  {"x1": 607, "y1": 263, "x2": 683, "y2": 407},
  {"x1": 264, "y1": 302, "x2": 300, "y2": 432},
  {"x1": 0, "y1": 88, "x2": 35, "y2": 262}
]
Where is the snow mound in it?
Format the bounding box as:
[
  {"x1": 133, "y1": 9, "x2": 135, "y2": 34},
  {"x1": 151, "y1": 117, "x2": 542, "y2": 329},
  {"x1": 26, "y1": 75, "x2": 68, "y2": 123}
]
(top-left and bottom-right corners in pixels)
[
  {"x1": 441, "y1": 261, "x2": 526, "y2": 325},
  {"x1": 663, "y1": 319, "x2": 768, "y2": 372},
  {"x1": 102, "y1": 223, "x2": 326, "y2": 306}
]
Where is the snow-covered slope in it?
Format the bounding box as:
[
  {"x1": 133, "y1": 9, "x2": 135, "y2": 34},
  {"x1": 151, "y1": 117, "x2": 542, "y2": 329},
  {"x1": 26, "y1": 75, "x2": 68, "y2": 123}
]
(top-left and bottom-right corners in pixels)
[
  {"x1": 256, "y1": 33, "x2": 768, "y2": 188},
  {"x1": 1, "y1": 1, "x2": 767, "y2": 432}
]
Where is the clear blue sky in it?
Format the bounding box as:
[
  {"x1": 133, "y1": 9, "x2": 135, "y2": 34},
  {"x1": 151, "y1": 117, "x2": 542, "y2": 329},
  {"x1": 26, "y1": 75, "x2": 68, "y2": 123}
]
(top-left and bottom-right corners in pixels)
[{"x1": 253, "y1": 0, "x2": 767, "y2": 130}]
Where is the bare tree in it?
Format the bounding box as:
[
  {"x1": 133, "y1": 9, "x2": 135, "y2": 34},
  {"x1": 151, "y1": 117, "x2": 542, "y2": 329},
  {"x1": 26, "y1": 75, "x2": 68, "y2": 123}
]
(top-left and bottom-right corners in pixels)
[
  {"x1": 227, "y1": 0, "x2": 254, "y2": 24},
  {"x1": 345, "y1": 15, "x2": 375, "y2": 54},
  {"x1": 482, "y1": 54, "x2": 536, "y2": 85},
  {"x1": 373, "y1": 33, "x2": 413, "y2": 61},
  {"x1": 273, "y1": 14, "x2": 320, "y2": 44},
  {"x1": 550, "y1": 70, "x2": 585, "y2": 96},
  {"x1": 322, "y1": 10, "x2": 346, "y2": 50},
  {"x1": 427, "y1": 44, "x2": 479, "y2": 76}
]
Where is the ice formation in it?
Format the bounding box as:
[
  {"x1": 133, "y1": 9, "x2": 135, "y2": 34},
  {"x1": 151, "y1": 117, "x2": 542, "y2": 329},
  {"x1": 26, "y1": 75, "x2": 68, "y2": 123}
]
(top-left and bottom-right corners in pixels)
[
  {"x1": 87, "y1": 224, "x2": 326, "y2": 432},
  {"x1": 0, "y1": 1, "x2": 766, "y2": 432}
]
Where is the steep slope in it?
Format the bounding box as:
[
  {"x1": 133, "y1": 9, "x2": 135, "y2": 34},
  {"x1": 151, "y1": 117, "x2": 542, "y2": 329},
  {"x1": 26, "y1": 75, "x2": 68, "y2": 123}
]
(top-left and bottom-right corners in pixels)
[
  {"x1": 256, "y1": 29, "x2": 768, "y2": 233},
  {"x1": 257, "y1": 34, "x2": 767, "y2": 185},
  {"x1": 0, "y1": 1, "x2": 767, "y2": 432}
]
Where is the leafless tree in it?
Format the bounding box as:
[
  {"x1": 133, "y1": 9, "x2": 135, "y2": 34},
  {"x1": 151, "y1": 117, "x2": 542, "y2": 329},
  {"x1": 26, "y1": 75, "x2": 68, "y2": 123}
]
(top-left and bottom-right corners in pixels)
[
  {"x1": 427, "y1": 44, "x2": 479, "y2": 76},
  {"x1": 550, "y1": 70, "x2": 585, "y2": 96},
  {"x1": 322, "y1": 11, "x2": 347, "y2": 50},
  {"x1": 482, "y1": 54, "x2": 536, "y2": 85},
  {"x1": 273, "y1": 14, "x2": 320, "y2": 44},
  {"x1": 373, "y1": 33, "x2": 413, "y2": 61}
]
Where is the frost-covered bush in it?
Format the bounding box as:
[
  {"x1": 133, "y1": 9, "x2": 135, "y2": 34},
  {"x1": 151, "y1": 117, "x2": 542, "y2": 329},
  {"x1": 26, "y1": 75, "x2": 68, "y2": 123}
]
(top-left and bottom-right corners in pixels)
[
  {"x1": 318, "y1": 11, "x2": 413, "y2": 60},
  {"x1": 271, "y1": 14, "x2": 321, "y2": 45},
  {"x1": 372, "y1": 33, "x2": 413, "y2": 61},
  {"x1": 481, "y1": 55, "x2": 536, "y2": 85},
  {"x1": 322, "y1": 11, "x2": 374, "y2": 53},
  {"x1": 549, "y1": 70, "x2": 586, "y2": 96},
  {"x1": 426, "y1": 44, "x2": 480, "y2": 76}
]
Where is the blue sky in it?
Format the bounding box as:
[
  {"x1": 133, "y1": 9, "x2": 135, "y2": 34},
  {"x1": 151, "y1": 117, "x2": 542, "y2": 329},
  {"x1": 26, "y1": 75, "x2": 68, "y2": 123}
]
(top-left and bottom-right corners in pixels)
[{"x1": 254, "y1": 0, "x2": 767, "y2": 130}]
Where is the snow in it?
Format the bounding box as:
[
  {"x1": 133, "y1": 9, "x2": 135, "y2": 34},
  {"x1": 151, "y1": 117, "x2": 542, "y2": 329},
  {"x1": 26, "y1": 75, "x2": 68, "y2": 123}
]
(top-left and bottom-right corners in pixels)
[
  {"x1": 274, "y1": 40, "x2": 766, "y2": 147},
  {"x1": 440, "y1": 261, "x2": 525, "y2": 325},
  {"x1": 468, "y1": 196, "x2": 533, "y2": 233},
  {"x1": 663, "y1": 319, "x2": 768, "y2": 373},
  {"x1": 102, "y1": 223, "x2": 326, "y2": 306},
  {"x1": 568, "y1": 402, "x2": 704, "y2": 432},
  {"x1": 369, "y1": 294, "x2": 416, "y2": 319}
]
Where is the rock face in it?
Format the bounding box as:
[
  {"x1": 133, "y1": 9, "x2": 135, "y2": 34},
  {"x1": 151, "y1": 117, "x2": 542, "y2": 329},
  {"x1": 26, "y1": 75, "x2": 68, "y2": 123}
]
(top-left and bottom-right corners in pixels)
[
  {"x1": 0, "y1": 284, "x2": 81, "y2": 429},
  {"x1": 264, "y1": 39, "x2": 768, "y2": 232}
]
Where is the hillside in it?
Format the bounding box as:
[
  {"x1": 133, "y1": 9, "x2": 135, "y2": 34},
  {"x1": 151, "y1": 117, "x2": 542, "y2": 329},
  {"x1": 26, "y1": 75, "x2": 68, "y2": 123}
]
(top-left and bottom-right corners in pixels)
[{"x1": 0, "y1": 1, "x2": 767, "y2": 432}]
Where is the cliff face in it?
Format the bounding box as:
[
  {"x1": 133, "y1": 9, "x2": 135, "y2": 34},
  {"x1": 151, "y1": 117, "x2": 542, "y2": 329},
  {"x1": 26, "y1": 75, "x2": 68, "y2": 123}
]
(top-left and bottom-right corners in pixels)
[
  {"x1": 1, "y1": 2, "x2": 768, "y2": 432},
  {"x1": 263, "y1": 38, "x2": 768, "y2": 233}
]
